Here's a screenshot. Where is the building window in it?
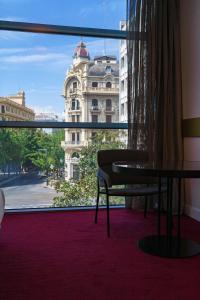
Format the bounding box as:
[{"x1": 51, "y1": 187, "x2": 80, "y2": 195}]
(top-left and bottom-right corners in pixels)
[
  {"x1": 92, "y1": 82, "x2": 98, "y2": 88},
  {"x1": 91, "y1": 132, "x2": 97, "y2": 139},
  {"x1": 71, "y1": 115, "x2": 76, "y2": 122},
  {"x1": 106, "y1": 115, "x2": 112, "y2": 123},
  {"x1": 76, "y1": 115, "x2": 80, "y2": 122},
  {"x1": 106, "y1": 82, "x2": 112, "y2": 88},
  {"x1": 71, "y1": 132, "x2": 76, "y2": 143},
  {"x1": 77, "y1": 132, "x2": 80, "y2": 142},
  {"x1": 71, "y1": 132, "x2": 80, "y2": 143},
  {"x1": 92, "y1": 99, "x2": 98, "y2": 109},
  {"x1": 73, "y1": 82, "x2": 77, "y2": 91},
  {"x1": 105, "y1": 66, "x2": 112, "y2": 73},
  {"x1": 121, "y1": 80, "x2": 124, "y2": 92},
  {"x1": 92, "y1": 115, "x2": 98, "y2": 122},
  {"x1": 106, "y1": 99, "x2": 112, "y2": 111},
  {"x1": 71, "y1": 99, "x2": 80, "y2": 110},
  {"x1": 1, "y1": 105, "x2": 5, "y2": 113},
  {"x1": 72, "y1": 164, "x2": 80, "y2": 181},
  {"x1": 72, "y1": 152, "x2": 79, "y2": 159},
  {"x1": 121, "y1": 56, "x2": 124, "y2": 68},
  {"x1": 121, "y1": 103, "x2": 124, "y2": 115}
]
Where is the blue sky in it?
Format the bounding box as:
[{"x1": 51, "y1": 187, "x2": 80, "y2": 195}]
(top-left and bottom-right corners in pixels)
[{"x1": 0, "y1": 0, "x2": 126, "y2": 117}]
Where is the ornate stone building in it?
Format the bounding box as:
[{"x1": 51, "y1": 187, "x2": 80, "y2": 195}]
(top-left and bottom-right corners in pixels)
[
  {"x1": 62, "y1": 42, "x2": 119, "y2": 180},
  {"x1": 0, "y1": 91, "x2": 35, "y2": 121}
]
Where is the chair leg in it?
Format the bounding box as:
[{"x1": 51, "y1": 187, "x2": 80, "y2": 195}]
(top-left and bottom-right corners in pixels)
[
  {"x1": 106, "y1": 193, "x2": 110, "y2": 238},
  {"x1": 144, "y1": 195, "x2": 148, "y2": 218},
  {"x1": 95, "y1": 181, "x2": 100, "y2": 224}
]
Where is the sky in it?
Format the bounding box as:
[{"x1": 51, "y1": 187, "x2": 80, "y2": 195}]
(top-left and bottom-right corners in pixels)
[{"x1": 0, "y1": 0, "x2": 126, "y2": 118}]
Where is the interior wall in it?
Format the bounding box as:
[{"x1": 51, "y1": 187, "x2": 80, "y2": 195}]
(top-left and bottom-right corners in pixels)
[{"x1": 181, "y1": 0, "x2": 200, "y2": 221}]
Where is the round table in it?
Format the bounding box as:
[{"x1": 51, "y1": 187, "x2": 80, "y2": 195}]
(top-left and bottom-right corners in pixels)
[{"x1": 113, "y1": 161, "x2": 200, "y2": 258}]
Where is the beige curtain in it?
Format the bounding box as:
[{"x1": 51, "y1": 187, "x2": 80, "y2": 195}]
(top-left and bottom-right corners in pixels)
[{"x1": 126, "y1": 0, "x2": 183, "y2": 209}]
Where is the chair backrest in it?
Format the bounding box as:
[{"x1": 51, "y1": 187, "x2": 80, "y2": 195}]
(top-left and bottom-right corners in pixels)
[
  {"x1": 97, "y1": 149, "x2": 155, "y2": 186},
  {"x1": 0, "y1": 189, "x2": 5, "y2": 229},
  {"x1": 97, "y1": 149, "x2": 148, "y2": 167}
]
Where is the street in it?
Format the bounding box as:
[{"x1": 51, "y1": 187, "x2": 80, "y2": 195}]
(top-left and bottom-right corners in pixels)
[{"x1": 1, "y1": 173, "x2": 59, "y2": 209}]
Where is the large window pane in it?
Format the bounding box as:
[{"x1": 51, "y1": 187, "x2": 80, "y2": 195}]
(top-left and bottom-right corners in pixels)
[
  {"x1": 0, "y1": 0, "x2": 126, "y2": 30},
  {"x1": 0, "y1": 128, "x2": 127, "y2": 209},
  {"x1": 0, "y1": 33, "x2": 127, "y2": 121}
]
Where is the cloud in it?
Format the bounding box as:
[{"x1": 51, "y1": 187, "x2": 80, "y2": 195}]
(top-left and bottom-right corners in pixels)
[
  {"x1": 2, "y1": 52, "x2": 68, "y2": 63},
  {"x1": 79, "y1": 0, "x2": 125, "y2": 18},
  {"x1": 0, "y1": 30, "x2": 26, "y2": 40}
]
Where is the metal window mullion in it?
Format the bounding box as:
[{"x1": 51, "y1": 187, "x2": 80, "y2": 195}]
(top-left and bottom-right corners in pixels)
[{"x1": 0, "y1": 20, "x2": 127, "y2": 40}]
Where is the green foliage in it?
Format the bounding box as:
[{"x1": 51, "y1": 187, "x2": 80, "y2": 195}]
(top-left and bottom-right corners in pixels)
[
  {"x1": 0, "y1": 128, "x2": 65, "y2": 175},
  {"x1": 53, "y1": 173, "x2": 96, "y2": 207},
  {"x1": 54, "y1": 130, "x2": 126, "y2": 207}
]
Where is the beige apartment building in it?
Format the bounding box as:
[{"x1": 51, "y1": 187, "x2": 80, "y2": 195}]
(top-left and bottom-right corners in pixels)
[
  {"x1": 0, "y1": 91, "x2": 35, "y2": 121},
  {"x1": 62, "y1": 42, "x2": 119, "y2": 180}
]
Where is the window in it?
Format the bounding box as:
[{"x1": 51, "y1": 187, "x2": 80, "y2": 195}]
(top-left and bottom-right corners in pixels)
[
  {"x1": 71, "y1": 132, "x2": 76, "y2": 143},
  {"x1": 72, "y1": 164, "x2": 80, "y2": 181},
  {"x1": 91, "y1": 132, "x2": 97, "y2": 139},
  {"x1": 76, "y1": 115, "x2": 80, "y2": 122},
  {"x1": 121, "y1": 103, "x2": 124, "y2": 115},
  {"x1": 71, "y1": 132, "x2": 80, "y2": 143},
  {"x1": 106, "y1": 99, "x2": 112, "y2": 111},
  {"x1": 92, "y1": 99, "x2": 98, "y2": 108},
  {"x1": 71, "y1": 115, "x2": 76, "y2": 122},
  {"x1": 105, "y1": 66, "x2": 112, "y2": 73},
  {"x1": 71, "y1": 99, "x2": 80, "y2": 110},
  {"x1": 106, "y1": 82, "x2": 112, "y2": 88},
  {"x1": 121, "y1": 80, "x2": 125, "y2": 91},
  {"x1": 121, "y1": 56, "x2": 125, "y2": 68},
  {"x1": 77, "y1": 132, "x2": 80, "y2": 142},
  {"x1": 72, "y1": 152, "x2": 79, "y2": 159},
  {"x1": 92, "y1": 82, "x2": 98, "y2": 88},
  {"x1": 106, "y1": 115, "x2": 112, "y2": 123},
  {"x1": 73, "y1": 82, "x2": 77, "y2": 91},
  {"x1": 92, "y1": 115, "x2": 98, "y2": 122},
  {"x1": 1, "y1": 106, "x2": 5, "y2": 113}
]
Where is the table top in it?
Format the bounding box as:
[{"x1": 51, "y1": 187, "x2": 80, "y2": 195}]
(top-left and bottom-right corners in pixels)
[{"x1": 113, "y1": 161, "x2": 200, "y2": 178}]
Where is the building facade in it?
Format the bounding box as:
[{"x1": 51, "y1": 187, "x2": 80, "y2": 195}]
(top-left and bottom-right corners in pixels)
[
  {"x1": 119, "y1": 21, "x2": 128, "y2": 123},
  {"x1": 0, "y1": 91, "x2": 34, "y2": 121},
  {"x1": 62, "y1": 42, "x2": 119, "y2": 180}
]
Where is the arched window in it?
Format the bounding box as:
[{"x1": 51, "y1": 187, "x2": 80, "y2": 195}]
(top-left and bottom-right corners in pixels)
[
  {"x1": 106, "y1": 82, "x2": 112, "y2": 88},
  {"x1": 72, "y1": 152, "x2": 80, "y2": 159}
]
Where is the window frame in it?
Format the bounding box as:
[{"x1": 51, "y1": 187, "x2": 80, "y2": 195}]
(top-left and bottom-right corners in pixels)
[{"x1": 0, "y1": 19, "x2": 130, "y2": 130}]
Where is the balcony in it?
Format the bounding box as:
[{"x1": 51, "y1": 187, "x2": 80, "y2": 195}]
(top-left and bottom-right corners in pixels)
[
  {"x1": 83, "y1": 87, "x2": 119, "y2": 95},
  {"x1": 61, "y1": 140, "x2": 84, "y2": 149},
  {"x1": 68, "y1": 88, "x2": 82, "y2": 96},
  {"x1": 105, "y1": 106, "x2": 116, "y2": 114},
  {"x1": 68, "y1": 108, "x2": 82, "y2": 114},
  {"x1": 90, "y1": 106, "x2": 101, "y2": 113}
]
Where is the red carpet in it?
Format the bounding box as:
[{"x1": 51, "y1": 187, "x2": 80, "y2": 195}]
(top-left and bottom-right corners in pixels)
[{"x1": 0, "y1": 209, "x2": 200, "y2": 300}]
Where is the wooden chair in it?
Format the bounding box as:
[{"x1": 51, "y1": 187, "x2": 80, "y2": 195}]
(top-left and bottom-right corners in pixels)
[{"x1": 95, "y1": 149, "x2": 165, "y2": 237}]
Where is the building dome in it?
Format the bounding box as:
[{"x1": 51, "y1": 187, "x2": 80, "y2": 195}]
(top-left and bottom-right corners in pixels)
[{"x1": 73, "y1": 42, "x2": 90, "y2": 60}]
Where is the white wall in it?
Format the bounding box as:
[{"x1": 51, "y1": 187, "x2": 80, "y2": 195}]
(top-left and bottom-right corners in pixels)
[{"x1": 181, "y1": 0, "x2": 200, "y2": 220}]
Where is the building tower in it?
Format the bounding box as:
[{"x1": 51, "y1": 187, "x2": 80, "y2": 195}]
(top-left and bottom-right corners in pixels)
[{"x1": 62, "y1": 42, "x2": 119, "y2": 180}]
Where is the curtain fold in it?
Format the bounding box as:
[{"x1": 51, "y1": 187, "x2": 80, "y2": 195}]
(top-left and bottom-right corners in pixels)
[
  {"x1": 127, "y1": 0, "x2": 183, "y2": 164},
  {"x1": 126, "y1": 0, "x2": 183, "y2": 210}
]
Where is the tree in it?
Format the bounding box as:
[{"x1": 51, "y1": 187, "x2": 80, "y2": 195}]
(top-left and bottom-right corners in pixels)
[{"x1": 53, "y1": 130, "x2": 126, "y2": 207}]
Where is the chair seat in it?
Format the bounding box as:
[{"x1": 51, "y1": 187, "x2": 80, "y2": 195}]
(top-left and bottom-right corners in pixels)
[{"x1": 100, "y1": 185, "x2": 167, "y2": 196}]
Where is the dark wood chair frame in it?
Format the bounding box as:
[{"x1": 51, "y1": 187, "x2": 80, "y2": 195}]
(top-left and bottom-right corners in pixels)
[{"x1": 94, "y1": 150, "x2": 165, "y2": 237}]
